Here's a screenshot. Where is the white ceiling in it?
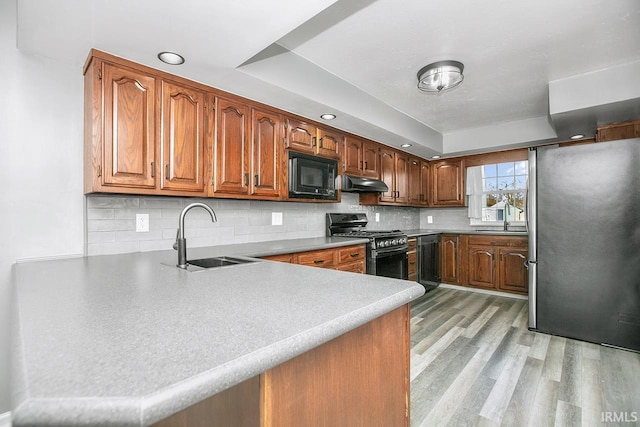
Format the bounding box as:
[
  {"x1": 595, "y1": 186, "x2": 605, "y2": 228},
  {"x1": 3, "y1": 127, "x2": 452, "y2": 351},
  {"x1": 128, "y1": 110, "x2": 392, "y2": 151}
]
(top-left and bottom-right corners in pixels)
[{"x1": 16, "y1": 0, "x2": 640, "y2": 158}]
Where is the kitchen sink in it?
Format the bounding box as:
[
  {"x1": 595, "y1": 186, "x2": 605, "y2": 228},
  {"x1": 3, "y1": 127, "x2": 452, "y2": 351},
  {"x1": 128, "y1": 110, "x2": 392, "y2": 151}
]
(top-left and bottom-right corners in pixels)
[{"x1": 187, "y1": 256, "x2": 258, "y2": 270}]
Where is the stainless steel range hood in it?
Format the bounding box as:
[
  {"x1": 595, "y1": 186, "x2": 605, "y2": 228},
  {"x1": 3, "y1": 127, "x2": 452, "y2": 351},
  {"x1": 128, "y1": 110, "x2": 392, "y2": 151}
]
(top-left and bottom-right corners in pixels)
[{"x1": 340, "y1": 175, "x2": 389, "y2": 193}]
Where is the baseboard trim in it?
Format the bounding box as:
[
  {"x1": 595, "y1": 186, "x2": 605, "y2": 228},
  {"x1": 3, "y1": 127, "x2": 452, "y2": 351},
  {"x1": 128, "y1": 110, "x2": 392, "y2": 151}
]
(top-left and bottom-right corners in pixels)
[
  {"x1": 439, "y1": 283, "x2": 528, "y2": 300},
  {"x1": 0, "y1": 411, "x2": 11, "y2": 427}
]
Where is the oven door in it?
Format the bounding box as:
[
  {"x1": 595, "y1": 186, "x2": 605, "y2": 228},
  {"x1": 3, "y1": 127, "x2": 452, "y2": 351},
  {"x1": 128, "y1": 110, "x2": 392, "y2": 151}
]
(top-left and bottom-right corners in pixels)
[{"x1": 368, "y1": 247, "x2": 408, "y2": 280}]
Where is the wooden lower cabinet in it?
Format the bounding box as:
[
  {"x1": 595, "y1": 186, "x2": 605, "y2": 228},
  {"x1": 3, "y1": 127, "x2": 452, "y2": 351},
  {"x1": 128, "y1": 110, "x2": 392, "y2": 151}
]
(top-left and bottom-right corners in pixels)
[
  {"x1": 153, "y1": 305, "x2": 410, "y2": 427},
  {"x1": 262, "y1": 244, "x2": 366, "y2": 274},
  {"x1": 440, "y1": 234, "x2": 461, "y2": 285},
  {"x1": 467, "y1": 245, "x2": 497, "y2": 290},
  {"x1": 440, "y1": 234, "x2": 528, "y2": 295}
]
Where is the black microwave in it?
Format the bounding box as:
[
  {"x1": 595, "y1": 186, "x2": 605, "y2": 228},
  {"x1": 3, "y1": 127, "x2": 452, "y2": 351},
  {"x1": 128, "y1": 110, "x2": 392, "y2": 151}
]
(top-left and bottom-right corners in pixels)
[{"x1": 288, "y1": 151, "x2": 338, "y2": 200}]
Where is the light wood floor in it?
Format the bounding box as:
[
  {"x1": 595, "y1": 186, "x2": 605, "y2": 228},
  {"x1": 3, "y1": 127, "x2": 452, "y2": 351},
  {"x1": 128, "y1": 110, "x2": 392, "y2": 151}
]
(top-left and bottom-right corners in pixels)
[{"x1": 410, "y1": 287, "x2": 640, "y2": 427}]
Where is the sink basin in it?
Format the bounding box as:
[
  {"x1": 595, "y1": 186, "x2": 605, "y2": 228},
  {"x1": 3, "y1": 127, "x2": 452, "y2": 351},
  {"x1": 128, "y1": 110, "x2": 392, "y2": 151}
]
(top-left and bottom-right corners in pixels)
[
  {"x1": 187, "y1": 256, "x2": 258, "y2": 270},
  {"x1": 188, "y1": 256, "x2": 257, "y2": 269}
]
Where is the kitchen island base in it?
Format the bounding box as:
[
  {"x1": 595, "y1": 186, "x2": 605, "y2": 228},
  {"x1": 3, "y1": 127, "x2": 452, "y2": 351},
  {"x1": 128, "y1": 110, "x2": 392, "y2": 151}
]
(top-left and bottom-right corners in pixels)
[{"x1": 154, "y1": 305, "x2": 410, "y2": 426}]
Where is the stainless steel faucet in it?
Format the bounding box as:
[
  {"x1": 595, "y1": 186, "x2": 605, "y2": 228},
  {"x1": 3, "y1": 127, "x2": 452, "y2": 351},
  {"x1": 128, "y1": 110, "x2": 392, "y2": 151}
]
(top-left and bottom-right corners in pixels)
[{"x1": 174, "y1": 203, "x2": 217, "y2": 269}]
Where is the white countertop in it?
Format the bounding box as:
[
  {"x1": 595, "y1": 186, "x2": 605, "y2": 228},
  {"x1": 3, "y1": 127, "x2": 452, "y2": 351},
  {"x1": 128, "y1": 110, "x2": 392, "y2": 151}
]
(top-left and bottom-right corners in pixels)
[{"x1": 11, "y1": 237, "x2": 424, "y2": 426}]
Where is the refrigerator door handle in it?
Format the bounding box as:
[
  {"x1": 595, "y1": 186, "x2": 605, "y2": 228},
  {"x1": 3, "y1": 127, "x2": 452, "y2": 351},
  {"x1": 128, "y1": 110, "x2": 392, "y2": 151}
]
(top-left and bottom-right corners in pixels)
[{"x1": 528, "y1": 260, "x2": 537, "y2": 329}]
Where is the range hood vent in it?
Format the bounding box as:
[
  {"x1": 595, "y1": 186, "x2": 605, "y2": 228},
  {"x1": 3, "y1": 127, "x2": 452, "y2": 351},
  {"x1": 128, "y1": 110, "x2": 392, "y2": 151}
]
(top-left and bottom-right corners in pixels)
[{"x1": 340, "y1": 175, "x2": 389, "y2": 193}]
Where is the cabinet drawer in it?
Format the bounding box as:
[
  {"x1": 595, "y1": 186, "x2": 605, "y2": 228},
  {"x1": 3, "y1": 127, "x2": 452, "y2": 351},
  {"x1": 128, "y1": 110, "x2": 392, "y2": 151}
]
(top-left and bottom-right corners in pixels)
[
  {"x1": 468, "y1": 235, "x2": 528, "y2": 248},
  {"x1": 296, "y1": 249, "x2": 335, "y2": 268},
  {"x1": 337, "y1": 245, "x2": 366, "y2": 263},
  {"x1": 262, "y1": 253, "x2": 293, "y2": 263},
  {"x1": 336, "y1": 260, "x2": 366, "y2": 274}
]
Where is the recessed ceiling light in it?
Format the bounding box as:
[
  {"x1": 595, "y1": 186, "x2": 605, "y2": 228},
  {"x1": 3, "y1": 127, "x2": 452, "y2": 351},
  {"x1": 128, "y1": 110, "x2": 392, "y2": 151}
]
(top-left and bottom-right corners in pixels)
[
  {"x1": 400, "y1": 143, "x2": 412, "y2": 148},
  {"x1": 320, "y1": 114, "x2": 336, "y2": 120},
  {"x1": 157, "y1": 51, "x2": 185, "y2": 65},
  {"x1": 432, "y1": 155, "x2": 442, "y2": 159},
  {"x1": 570, "y1": 134, "x2": 585, "y2": 140}
]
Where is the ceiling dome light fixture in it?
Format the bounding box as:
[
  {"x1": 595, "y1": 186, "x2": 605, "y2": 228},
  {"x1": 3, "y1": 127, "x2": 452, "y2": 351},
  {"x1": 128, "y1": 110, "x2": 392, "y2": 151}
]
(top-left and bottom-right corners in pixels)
[
  {"x1": 570, "y1": 134, "x2": 586, "y2": 140},
  {"x1": 417, "y1": 60, "x2": 464, "y2": 93},
  {"x1": 320, "y1": 113, "x2": 336, "y2": 120},
  {"x1": 157, "y1": 51, "x2": 185, "y2": 65},
  {"x1": 431, "y1": 155, "x2": 442, "y2": 159},
  {"x1": 400, "y1": 143, "x2": 412, "y2": 148}
]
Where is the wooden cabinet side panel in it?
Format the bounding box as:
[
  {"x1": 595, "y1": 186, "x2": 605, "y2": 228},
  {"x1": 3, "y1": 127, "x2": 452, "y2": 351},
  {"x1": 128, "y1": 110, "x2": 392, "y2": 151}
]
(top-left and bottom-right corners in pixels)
[
  {"x1": 152, "y1": 376, "x2": 260, "y2": 427},
  {"x1": 102, "y1": 63, "x2": 156, "y2": 188},
  {"x1": 160, "y1": 81, "x2": 206, "y2": 193},
  {"x1": 261, "y1": 305, "x2": 410, "y2": 427}
]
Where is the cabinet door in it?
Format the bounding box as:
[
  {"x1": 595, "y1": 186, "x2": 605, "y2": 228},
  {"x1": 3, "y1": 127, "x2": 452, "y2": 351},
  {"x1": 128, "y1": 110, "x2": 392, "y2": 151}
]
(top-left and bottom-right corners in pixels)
[
  {"x1": 285, "y1": 118, "x2": 316, "y2": 153},
  {"x1": 214, "y1": 97, "x2": 250, "y2": 195},
  {"x1": 361, "y1": 141, "x2": 379, "y2": 178},
  {"x1": 394, "y1": 153, "x2": 409, "y2": 204},
  {"x1": 316, "y1": 127, "x2": 342, "y2": 158},
  {"x1": 160, "y1": 81, "x2": 206, "y2": 193},
  {"x1": 498, "y1": 248, "x2": 528, "y2": 294},
  {"x1": 468, "y1": 245, "x2": 497, "y2": 289},
  {"x1": 431, "y1": 159, "x2": 464, "y2": 206},
  {"x1": 343, "y1": 137, "x2": 362, "y2": 175},
  {"x1": 379, "y1": 148, "x2": 397, "y2": 203},
  {"x1": 440, "y1": 235, "x2": 460, "y2": 284},
  {"x1": 251, "y1": 108, "x2": 281, "y2": 198},
  {"x1": 102, "y1": 63, "x2": 156, "y2": 188},
  {"x1": 419, "y1": 161, "x2": 430, "y2": 206},
  {"x1": 408, "y1": 157, "x2": 422, "y2": 205}
]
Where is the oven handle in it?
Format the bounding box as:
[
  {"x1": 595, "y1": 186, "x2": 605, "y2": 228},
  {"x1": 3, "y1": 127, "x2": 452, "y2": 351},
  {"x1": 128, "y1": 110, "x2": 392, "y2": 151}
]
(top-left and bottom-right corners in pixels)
[{"x1": 371, "y1": 246, "x2": 408, "y2": 258}]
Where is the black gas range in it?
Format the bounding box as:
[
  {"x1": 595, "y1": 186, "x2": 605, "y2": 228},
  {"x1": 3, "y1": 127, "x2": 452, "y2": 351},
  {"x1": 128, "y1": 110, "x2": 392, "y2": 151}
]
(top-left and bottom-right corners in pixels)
[{"x1": 326, "y1": 213, "x2": 408, "y2": 279}]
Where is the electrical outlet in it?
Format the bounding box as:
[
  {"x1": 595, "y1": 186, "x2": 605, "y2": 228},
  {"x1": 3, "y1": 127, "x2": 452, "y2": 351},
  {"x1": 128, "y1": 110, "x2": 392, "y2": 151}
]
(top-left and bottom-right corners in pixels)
[
  {"x1": 272, "y1": 212, "x2": 283, "y2": 226},
  {"x1": 375, "y1": 213, "x2": 380, "y2": 222},
  {"x1": 427, "y1": 215, "x2": 433, "y2": 224},
  {"x1": 136, "y1": 214, "x2": 149, "y2": 232}
]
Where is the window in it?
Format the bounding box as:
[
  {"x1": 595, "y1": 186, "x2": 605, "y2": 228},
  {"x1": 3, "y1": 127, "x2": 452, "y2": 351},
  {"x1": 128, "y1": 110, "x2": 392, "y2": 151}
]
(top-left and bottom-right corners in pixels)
[{"x1": 467, "y1": 161, "x2": 528, "y2": 224}]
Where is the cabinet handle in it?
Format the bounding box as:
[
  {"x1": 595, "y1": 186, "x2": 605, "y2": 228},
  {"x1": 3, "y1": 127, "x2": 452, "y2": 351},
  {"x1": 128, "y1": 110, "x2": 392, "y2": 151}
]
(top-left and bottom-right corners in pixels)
[
  {"x1": 319, "y1": 137, "x2": 324, "y2": 148},
  {"x1": 244, "y1": 173, "x2": 249, "y2": 186},
  {"x1": 312, "y1": 136, "x2": 317, "y2": 147},
  {"x1": 313, "y1": 259, "x2": 325, "y2": 264},
  {"x1": 350, "y1": 252, "x2": 359, "y2": 257},
  {"x1": 150, "y1": 162, "x2": 155, "y2": 178},
  {"x1": 360, "y1": 160, "x2": 363, "y2": 168},
  {"x1": 254, "y1": 174, "x2": 259, "y2": 186},
  {"x1": 165, "y1": 164, "x2": 170, "y2": 179},
  {"x1": 364, "y1": 161, "x2": 368, "y2": 169}
]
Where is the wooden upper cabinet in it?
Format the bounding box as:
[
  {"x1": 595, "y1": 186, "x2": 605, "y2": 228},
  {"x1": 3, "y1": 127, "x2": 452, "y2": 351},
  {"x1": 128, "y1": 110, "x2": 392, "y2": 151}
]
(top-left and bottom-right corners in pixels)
[
  {"x1": 285, "y1": 117, "x2": 342, "y2": 159},
  {"x1": 100, "y1": 62, "x2": 156, "y2": 189},
  {"x1": 160, "y1": 80, "x2": 206, "y2": 194},
  {"x1": 361, "y1": 140, "x2": 379, "y2": 178},
  {"x1": 316, "y1": 127, "x2": 343, "y2": 158},
  {"x1": 596, "y1": 119, "x2": 640, "y2": 142},
  {"x1": 251, "y1": 107, "x2": 282, "y2": 198},
  {"x1": 343, "y1": 136, "x2": 362, "y2": 175},
  {"x1": 431, "y1": 159, "x2": 465, "y2": 206},
  {"x1": 408, "y1": 157, "x2": 422, "y2": 205},
  {"x1": 285, "y1": 118, "x2": 317, "y2": 154},
  {"x1": 378, "y1": 148, "x2": 408, "y2": 204},
  {"x1": 213, "y1": 97, "x2": 250, "y2": 196},
  {"x1": 343, "y1": 136, "x2": 379, "y2": 177}
]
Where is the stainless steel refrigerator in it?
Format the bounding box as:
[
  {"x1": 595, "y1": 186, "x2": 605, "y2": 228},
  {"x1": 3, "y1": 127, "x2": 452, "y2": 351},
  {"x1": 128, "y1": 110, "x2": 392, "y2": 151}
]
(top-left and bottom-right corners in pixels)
[{"x1": 527, "y1": 138, "x2": 640, "y2": 352}]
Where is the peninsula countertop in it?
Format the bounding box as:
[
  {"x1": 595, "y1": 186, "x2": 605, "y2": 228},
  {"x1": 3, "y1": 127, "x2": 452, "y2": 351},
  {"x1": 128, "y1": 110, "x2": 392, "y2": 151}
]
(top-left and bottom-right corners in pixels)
[{"x1": 12, "y1": 237, "x2": 424, "y2": 426}]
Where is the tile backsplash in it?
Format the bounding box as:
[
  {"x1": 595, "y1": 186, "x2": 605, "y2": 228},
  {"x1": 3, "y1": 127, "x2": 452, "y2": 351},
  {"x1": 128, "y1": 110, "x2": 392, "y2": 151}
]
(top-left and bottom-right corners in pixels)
[{"x1": 86, "y1": 193, "x2": 420, "y2": 256}]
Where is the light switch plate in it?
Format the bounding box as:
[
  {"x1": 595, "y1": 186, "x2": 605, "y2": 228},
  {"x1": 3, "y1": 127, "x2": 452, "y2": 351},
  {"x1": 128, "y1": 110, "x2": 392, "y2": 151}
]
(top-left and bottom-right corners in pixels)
[
  {"x1": 375, "y1": 213, "x2": 380, "y2": 222},
  {"x1": 136, "y1": 214, "x2": 149, "y2": 232},
  {"x1": 272, "y1": 212, "x2": 283, "y2": 226},
  {"x1": 427, "y1": 215, "x2": 433, "y2": 224}
]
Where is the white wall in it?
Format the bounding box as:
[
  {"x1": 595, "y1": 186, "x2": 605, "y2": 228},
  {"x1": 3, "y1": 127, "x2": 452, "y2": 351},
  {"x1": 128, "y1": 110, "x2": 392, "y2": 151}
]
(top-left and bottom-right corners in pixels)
[{"x1": 0, "y1": 0, "x2": 85, "y2": 413}]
